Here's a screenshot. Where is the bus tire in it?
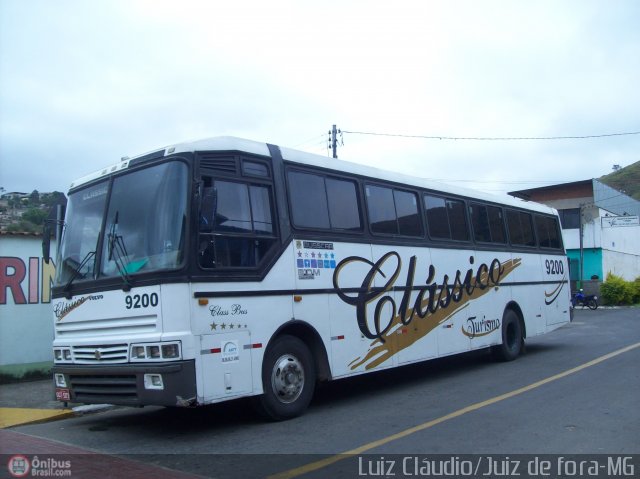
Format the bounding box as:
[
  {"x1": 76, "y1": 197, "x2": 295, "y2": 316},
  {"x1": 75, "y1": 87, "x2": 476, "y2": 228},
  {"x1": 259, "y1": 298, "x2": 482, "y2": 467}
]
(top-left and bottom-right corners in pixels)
[
  {"x1": 491, "y1": 309, "x2": 523, "y2": 362},
  {"x1": 256, "y1": 335, "x2": 316, "y2": 420}
]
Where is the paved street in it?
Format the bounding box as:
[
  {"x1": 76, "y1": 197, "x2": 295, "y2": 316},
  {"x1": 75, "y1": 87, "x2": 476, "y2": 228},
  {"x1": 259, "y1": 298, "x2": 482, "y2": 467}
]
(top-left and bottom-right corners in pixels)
[{"x1": 2, "y1": 308, "x2": 639, "y2": 478}]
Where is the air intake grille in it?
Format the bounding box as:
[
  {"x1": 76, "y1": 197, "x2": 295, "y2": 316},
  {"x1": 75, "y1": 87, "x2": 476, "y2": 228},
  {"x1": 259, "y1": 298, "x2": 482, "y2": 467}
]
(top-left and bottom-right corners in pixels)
[
  {"x1": 69, "y1": 374, "x2": 138, "y2": 403},
  {"x1": 198, "y1": 154, "x2": 238, "y2": 174}
]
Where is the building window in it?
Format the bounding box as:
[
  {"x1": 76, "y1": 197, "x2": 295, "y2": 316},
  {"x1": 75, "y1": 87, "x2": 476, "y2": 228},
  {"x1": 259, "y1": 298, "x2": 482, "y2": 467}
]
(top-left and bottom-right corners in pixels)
[{"x1": 558, "y1": 208, "x2": 580, "y2": 229}]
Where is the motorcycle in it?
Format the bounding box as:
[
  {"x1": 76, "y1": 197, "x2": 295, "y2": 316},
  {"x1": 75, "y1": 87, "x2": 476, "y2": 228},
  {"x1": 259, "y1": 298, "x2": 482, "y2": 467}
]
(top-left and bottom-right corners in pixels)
[{"x1": 571, "y1": 289, "x2": 598, "y2": 310}]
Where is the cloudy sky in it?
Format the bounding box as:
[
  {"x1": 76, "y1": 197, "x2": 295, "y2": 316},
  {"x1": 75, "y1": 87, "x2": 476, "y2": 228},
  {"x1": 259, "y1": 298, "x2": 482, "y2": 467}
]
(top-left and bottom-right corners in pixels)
[{"x1": 1, "y1": 0, "x2": 638, "y2": 197}]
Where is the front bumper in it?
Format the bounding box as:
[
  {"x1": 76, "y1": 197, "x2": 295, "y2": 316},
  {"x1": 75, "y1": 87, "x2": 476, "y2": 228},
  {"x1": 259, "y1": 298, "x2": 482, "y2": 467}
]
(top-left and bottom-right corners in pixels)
[{"x1": 52, "y1": 360, "x2": 196, "y2": 407}]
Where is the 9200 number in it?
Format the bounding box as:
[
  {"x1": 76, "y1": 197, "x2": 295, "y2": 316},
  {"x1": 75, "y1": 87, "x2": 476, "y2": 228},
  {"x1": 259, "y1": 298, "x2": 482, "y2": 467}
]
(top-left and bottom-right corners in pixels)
[
  {"x1": 125, "y1": 293, "x2": 159, "y2": 309},
  {"x1": 545, "y1": 259, "x2": 564, "y2": 275}
]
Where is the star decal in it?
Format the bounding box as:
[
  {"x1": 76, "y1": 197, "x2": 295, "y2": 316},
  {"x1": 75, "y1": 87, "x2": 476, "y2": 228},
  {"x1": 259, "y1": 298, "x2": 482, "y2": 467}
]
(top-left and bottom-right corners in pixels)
[
  {"x1": 221, "y1": 323, "x2": 227, "y2": 330},
  {"x1": 210, "y1": 321, "x2": 218, "y2": 331}
]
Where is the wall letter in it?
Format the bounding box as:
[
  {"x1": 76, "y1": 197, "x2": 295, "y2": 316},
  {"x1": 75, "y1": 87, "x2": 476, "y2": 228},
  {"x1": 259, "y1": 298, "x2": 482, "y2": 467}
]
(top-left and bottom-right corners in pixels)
[
  {"x1": 0, "y1": 257, "x2": 27, "y2": 305},
  {"x1": 41, "y1": 258, "x2": 56, "y2": 304}
]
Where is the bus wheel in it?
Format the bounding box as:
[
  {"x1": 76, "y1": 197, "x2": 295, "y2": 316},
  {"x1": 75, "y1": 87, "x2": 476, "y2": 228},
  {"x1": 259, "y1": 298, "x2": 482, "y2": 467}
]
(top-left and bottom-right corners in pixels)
[
  {"x1": 491, "y1": 309, "x2": 523, "y2": 362},
  {"x1": 256, "y1": 335, "x2": 316, "y2": 420}
]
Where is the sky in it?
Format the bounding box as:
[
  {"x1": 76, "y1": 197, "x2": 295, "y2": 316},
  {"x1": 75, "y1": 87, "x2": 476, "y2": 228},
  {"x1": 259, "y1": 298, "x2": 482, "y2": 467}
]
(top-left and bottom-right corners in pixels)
[{"x1": 1, "y1": 0, "x2": 639, "y2": 197}]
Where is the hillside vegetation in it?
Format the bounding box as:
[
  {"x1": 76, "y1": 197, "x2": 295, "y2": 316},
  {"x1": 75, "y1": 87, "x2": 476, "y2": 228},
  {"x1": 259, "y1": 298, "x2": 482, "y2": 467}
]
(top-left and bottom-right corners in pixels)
[{"x1": 600, "y1": 160, "x2": 640, "y2": 201}]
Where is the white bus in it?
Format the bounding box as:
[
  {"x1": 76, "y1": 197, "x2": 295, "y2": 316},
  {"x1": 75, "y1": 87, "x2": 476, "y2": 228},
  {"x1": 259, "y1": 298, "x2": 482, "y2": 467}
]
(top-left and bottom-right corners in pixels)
[{"x1": 45, "y1": 137, "x2": 571, "y2": 420}]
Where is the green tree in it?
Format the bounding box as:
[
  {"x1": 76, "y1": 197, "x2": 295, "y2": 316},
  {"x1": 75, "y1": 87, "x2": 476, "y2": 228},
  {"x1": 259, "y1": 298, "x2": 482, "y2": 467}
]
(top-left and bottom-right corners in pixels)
[
  {"x1": 21, "y1": 207, "x2": 48, "y2": 226},
  {"x1": 29, "y1": 189, "x2": 40, "y2": 205}
]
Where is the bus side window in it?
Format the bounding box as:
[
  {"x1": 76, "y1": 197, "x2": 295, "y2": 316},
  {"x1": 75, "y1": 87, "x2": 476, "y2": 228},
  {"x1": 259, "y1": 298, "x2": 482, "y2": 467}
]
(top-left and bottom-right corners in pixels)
[
  {"x1": 198, "y1": 177, "x2": 276, "y2": 269},
  {"x1": 200, "y1": 187, "x2": 216, "y2": 233}
]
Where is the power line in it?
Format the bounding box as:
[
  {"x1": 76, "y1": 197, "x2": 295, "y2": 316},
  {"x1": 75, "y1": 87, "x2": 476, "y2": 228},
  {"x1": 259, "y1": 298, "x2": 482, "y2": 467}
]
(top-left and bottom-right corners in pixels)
[{"x1": 342, "y1": 130, "x2": 640, "y2": 141}]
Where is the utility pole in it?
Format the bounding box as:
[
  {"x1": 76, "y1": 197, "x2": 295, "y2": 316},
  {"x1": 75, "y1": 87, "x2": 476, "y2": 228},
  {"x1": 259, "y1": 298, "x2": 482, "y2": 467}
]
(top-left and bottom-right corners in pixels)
[
  {"x1": 329, "y1": 124, "x2": 342, "y2": 158},
  {"x1": 579, "y1": 203, "x2": 584, "y2": 290}
]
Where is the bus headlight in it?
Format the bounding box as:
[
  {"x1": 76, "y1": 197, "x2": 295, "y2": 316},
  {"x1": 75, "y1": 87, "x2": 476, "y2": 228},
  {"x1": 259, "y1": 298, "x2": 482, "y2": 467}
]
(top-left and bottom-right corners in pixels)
[
  {"x1": 53, "y1": 347, "x2": 72, "y2": 363},
  {"x1": 130, "y1": 341, "x2": 182, "y2": 362},
  {"x1": 131, "y1": 346, "x2": 146, "y2": 359},
  {"x1": 161, "y1": 344, "x2": 180, "y2": 359}
]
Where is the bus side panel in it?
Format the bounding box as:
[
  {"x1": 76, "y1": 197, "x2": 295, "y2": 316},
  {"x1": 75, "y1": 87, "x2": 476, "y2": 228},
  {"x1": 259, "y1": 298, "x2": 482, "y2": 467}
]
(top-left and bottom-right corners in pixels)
[
  {"x1": 393, "y1": 245, "x2": 438, "y2": 365},
  {"x1": 508, "y1": 251, "x2": 546, "y2": 337},
  {"x1": 466, "y1": 250, "x2": 514, "y2": 351},
  {"x1": 429, "y1": 248, "x2": 473, "y2": 357},
  {"x1": 190, "y1": 244, "x2": 297, "y2": 402},
  {"x1": 542, "y1": 254, "x2": 572, "y2": 327},
  {"x1": 200, "y1": 331, "x2": 253, "y2": 400},
  {"x1": 297, "y1": 240, "x2": 374, "y2": 378}
]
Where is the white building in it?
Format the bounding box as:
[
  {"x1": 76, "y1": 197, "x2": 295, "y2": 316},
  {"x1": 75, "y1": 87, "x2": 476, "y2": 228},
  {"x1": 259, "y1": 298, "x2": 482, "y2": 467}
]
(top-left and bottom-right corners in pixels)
[
  {"x1": 510, "y1": 179, "x2": 640, "y2": 293},
  {"x1": 0, "y1": 233, "x2": 57, "y2": 379}
]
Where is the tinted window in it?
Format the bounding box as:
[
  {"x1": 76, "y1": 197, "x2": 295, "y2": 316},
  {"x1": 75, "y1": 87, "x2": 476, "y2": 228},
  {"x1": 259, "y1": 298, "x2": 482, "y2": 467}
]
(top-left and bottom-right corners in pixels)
[
  {"x1": 425, "y1": 195, "x2": 469, "y2": 241},
  {"x1": 558, "y1": 208, "x2": 580, "y2": 229},
  {"x1": 424, "y1": 195, "x2": 449, "y2": 239},
  {"x1": 288, "y1": 171, "x2": 330, "y2": 229},
  {"x1": 199, "y1": 178, "x2": 276, "y2": 269},
  {"x1": 366, "y1": 185, "x2": 421, "y2": 236},
  {"x1": 214, "y1": 181, "x2": 252, "y2": 232},
  {"x1": 367, "y1": 185, "x2": 396, "y2": 234},
  {"x1": 506, "y1": 210, "x2": 536, "y2": 246},
  {"x1": 448, "y1": 199, "x2": 469, "y2": 241},
  {"x1": 242, "y1": 161, "x2": 269, "y2": 178},
  {"x1": 288, "y1": 171, "x2": 361, "y2": 231},
  {"x1": 326, "y1": 178, "x2": 361, "y2": 230},
  {"x1": 470, "y1": 203, "x2": 506, "y2": 244},
  {"x1": 535, "y1": 215, "x2": 562, "y2": 249},
  {"x1": 250, "y1": 186, "x2": 274, "y2": 234},
  {"x1": 488, "y1": 206, "x2": 506, "y2": 243},
  {"x1": 394, "y1": 190, "x2": 422, "y2": 236}
]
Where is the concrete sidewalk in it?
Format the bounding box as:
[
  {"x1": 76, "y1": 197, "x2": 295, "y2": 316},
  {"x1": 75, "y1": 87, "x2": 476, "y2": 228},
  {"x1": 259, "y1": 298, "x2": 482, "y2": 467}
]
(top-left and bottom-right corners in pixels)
[
  {"x1": 0, "y1": 378, "x2": 102, "y2": 428},
  {"x1": 1, "y1": 429, "x2": 204, "y2": 478},
  {"x1": 0, "y1": 383, "x2": 205, "y2": 477}
]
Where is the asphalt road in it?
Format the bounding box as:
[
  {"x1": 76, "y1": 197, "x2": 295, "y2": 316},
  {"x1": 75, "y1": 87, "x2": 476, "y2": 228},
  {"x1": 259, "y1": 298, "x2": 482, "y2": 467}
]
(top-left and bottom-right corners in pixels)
[{"x1": 8, "y1": 308, "x2": 640, "y2": 478}]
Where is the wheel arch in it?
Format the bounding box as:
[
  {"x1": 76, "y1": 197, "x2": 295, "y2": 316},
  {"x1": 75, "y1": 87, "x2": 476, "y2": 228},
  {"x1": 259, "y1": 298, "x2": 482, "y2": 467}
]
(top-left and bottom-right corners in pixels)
[
  {"x1": 268, "y1": 320, "x2": 332, "y2": 382},
  {"x1": 504, "y1": 301, "x2": 527, "y2": 339}
]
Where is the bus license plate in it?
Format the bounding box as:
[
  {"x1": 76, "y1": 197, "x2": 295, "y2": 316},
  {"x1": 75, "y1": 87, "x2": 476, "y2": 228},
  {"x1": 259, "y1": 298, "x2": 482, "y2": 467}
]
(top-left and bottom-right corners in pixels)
[{"x1": 55, "y1": 388, "x2": 70, "y2": 401}]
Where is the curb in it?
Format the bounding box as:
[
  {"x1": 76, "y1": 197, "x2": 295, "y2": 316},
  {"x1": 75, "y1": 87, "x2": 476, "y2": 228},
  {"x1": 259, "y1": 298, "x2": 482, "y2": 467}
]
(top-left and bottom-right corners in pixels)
[
  {"x1": 0, "y1": 404, "x2": 114, "y2": 429},
  {"x1": 0, "y1": 407, "x2": 74, "y2": 429}
]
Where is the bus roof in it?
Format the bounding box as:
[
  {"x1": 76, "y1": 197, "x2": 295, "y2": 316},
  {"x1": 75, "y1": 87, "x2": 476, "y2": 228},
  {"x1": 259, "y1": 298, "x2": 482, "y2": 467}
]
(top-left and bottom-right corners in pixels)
[{"x1": 70, "y1": 136, "x2": 556, "y2": 215}]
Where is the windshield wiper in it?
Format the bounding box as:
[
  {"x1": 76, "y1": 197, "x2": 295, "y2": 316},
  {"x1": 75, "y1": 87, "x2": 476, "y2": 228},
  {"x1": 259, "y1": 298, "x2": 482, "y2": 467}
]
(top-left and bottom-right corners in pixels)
[
  {"x1": 107, "y1": 212, "x2": 132, "y2": 291},
  {"x1": 63, "y1": 251, "x2": 96, "y2": 299}
]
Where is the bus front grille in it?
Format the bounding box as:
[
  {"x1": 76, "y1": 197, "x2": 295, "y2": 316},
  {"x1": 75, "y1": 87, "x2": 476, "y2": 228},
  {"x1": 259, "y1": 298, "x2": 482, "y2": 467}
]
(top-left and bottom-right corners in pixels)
[{"x1": 72, "y1": 344, "x2": 129, "y2": 364}]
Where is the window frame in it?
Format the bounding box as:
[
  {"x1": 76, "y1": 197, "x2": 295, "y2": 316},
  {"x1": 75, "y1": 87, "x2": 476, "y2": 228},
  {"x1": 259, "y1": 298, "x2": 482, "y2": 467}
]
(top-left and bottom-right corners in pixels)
[
  {"x1": 423, "y1": 193, "x2": 471, "y2": 243},
  {"x1": 197, "y1": 154, "x2": 279, "y2": 271},
  {"x1": 469, "y1": 202, "x2": 507, "y2": 245},
  {"x1": 534, "y1": 214, "x2": 563, "y2": 250},
  {"x1": 286, "y1": 167, "x2": 364, "y2": 234},
  {"x1": 506, "y1": 209, "x2": 537, "y2": 248},
  {"x1": 364, "y1": 182, "x2": 423, "y2": 238}
]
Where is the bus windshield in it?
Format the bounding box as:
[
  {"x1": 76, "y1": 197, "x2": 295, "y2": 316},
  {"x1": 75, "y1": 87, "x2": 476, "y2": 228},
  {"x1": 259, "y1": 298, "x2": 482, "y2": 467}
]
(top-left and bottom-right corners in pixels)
[{"x1": 55, "y1": 161, "x2": 188, "y2": 286}]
